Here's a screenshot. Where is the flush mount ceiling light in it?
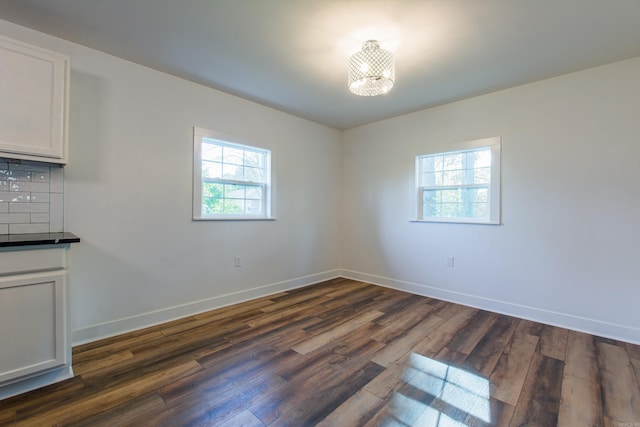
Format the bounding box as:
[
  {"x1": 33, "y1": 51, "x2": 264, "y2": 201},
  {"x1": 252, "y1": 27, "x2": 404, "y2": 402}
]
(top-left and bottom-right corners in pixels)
[{"x1": 348, "y1": 40, "x2": 395, "y2": 96}]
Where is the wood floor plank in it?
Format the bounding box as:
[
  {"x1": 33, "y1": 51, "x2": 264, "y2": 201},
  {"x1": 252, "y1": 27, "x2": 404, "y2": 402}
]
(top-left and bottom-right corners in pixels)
[
  {"x1": 2, "y1": 279, "x2": 639, "y2": 427},
  {"x1": 509, "y1": 354, "x2": 564, "y2": 426},
  {"x1": 316, "y1": 389, "x2": 385, "y2": 427},
  {"x1": 564, "y1": 330, "x2": 599, "y2": 382},
  {"x1": 291, "y1": 309, "x2": 384, "y2": 355},
  {"x1": 258, "y1": 285, "x2": 334, "y2": 313},
  {"x1": 271, "y1": 363, "x2": 384, "y2": 427},
  {"x1": 257, "y1": 361, "x2": 384, "y2": 426},
  {"x1": 217, "y1": 409, "x2": 265, "y2": 427},
  {"x1": 0, "y1": 375, "x2": 85, "y2": 417},
  {"x1": 15, "y1": 360, "x2": 203, "y2": 426},
  {"x1": 598, "y1": 341, "x2": 640, "y2": 426},
  {"x1": 514, "y1": 318, "x2": 544, "y2": 337},
  {"x1": 410, "y1": 327, "x2": 455, "y2": 358},
  {"x1": 557, "y1": 375, "x2": 603, "y2": 427},
  {"x1": 73, "y1": 330, "x2": 165, "y2": 361},
  {"x1": 306, "y1": 288, "x2": 386, "y2": 330},
  {"x1": 446, "y1": 310, "x2": 498, "y2": 355},
  {"x1": 463, "y1": 316, "x2": 519, "y2": 377},
  {"x1": 157, "y1": 366, "x2": 287, "y2": 426},
  {"x1": 465, "y1": 398, "x2": 515, "y2": 427},
  {"x1": 72, "y1": 349, "x2": 135, "y2": 376},
  {"x1": 632, "y1": 358, "x2": 640, "y2": 392},
  {"x1": 370, "y1": 314, "x2": 446, "y2": 367},
  {"x1": 192, "y1": 294, "x2": 279, "y2": 321},
  {"x1": 490, "y1": 333, "x2": 539, "y2": 406},
  {"x1": 64, "y1": 392, "x2": 167, "y2": 427},
  {"x1": 0, "y1": 408, "x2": 15, "y2": 426},
  {"x1": 363, "y1": 355, "x2": 413, "y2": 401},
  {"x1": 539, "y1": 324, "x2": 569, "y2": 361},
  {"x1": 626, "y1": 342, "x2": 640, "y2": 361},
  {"x1": 436, "y1": 305, "x2": 478, "y2": 334},
  {"x1": 372, "y1": 297, "x2": 432, "y2": 327}
]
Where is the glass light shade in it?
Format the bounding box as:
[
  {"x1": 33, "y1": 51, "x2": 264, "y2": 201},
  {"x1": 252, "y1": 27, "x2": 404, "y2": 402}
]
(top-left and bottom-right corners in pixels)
[{"x1": 348, "y1": 40, "x2": 395, "y2": 96}]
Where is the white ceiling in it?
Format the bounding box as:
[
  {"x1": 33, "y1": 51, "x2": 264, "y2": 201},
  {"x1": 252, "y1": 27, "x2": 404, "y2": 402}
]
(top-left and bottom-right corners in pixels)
[{"x1": 1, "y1": 0, "x2": 640, "y2": 129}]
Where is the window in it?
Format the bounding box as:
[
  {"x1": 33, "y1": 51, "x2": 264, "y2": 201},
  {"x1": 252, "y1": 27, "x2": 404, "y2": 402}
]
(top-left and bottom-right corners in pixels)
[
  {"x1": 416, "y1": 137, "x2": 501, "y2": 224},
  {"x1": 193, "y1": 127, "x2": 272, "y2": 220}
]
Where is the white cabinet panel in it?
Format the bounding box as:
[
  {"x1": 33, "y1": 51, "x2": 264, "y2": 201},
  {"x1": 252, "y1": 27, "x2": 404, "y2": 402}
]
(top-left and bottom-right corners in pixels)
[
  {"x1": 0, "y1": 271, "x2": 66, "y2": 384},
  {"x1": 0, "y1": 36, "x2": 69, "y2": 163}
]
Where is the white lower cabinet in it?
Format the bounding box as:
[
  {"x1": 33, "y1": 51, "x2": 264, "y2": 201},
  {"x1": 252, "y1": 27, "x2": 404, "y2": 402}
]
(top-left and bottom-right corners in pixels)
[{"x1": 0, "y1": 247, "x2": 72, "y2": 400}]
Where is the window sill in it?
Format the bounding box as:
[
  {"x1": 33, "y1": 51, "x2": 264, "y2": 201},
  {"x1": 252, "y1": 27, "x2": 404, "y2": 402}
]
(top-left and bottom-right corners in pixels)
[
  {"x1": 194, "y1": 216, "x2": 276, "y2": 221},
  {"x1": 410, "y1": 219, "x2": 501, "y2": 225}
]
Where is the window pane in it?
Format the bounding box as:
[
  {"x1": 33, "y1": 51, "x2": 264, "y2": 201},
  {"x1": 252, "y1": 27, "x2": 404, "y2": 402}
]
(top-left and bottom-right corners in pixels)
[
  {"x1": 422, "y1": 157, "x2": 434, "y2": 174},
  {"x1": 443, "y1": 170, "x2": 462, "y2": 185},
  {"x1": 223, "y1": 146, "x2": 244, "y2": 165},
  {"x1": 433, "y1": 155, "x2": 444, "y2": 172},
  {"x1": 422, "y1": 172, "x2": 436, "y2": 186},
  {"x1": 203, "y1": 183, "x2": 223, "y2": 198},
  {"x1": 223, "y1": 199, "x2": 244, "y2": 214},
  {"x1": 246, "y1": 186, "x2": 263, "y2": 199},
  {"x1": 244, "y1": 166, "x2": 264, "y2": 182},
  {"x1": 474, "y1": 167, "x2": 490, "y2": 184},
  {"x1": 222, "y1": 163, "x2": 243, "y2": 180},
  {"x1": 203, "y1": 198, "x2": 223, "y2": 214},
  {"x1": 441, "y1": 189, "x2": 461, "y2": 203},
  {"x1": 202, "y1": 161, "x2": 222, "y2": 179},
  {"x1": 202, "y1": 183, "x2": 223, "y2": 214},
  {"x1": 443, "y1": 153, "x2": 462, "y2": 170},
  {"x1": 441, "y1": 203, "x2": 461, "y2": 218},
  {"x1": 244, "y1": 150, "x2": 264, "y2": 168},
  {"x1": 202, "y1": 142, "x2": 222, "y2": 161},
  {"x1": 471, "y1": 203, "x2": 488, "y2": 218},
  {"x1": 475, "y1": 188, "x2": 489, "y2": 203},
  {"x1": 246, "y1": 199, "x2": 262, "y2": 214},
  {"x1": 225, "y1": 184, "x2": 245, "y2": 199},
  {"x1": 474, "y1": 150, "x2": 491, "y2": 168}
]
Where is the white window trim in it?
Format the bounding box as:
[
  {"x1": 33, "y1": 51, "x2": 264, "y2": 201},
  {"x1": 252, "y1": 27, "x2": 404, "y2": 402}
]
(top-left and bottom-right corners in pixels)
[
  {"x1": 412, "y1": 136, "x2": 501, "y2": 225},
  {"x1": 193, "y1": 127, "x2": 275, "y2": 221}
]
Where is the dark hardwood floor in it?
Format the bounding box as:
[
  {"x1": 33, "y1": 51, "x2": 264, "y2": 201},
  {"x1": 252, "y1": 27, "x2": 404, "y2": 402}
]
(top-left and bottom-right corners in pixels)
[{"x1": 1, "y1": 278, "x2": 639, "y2": 426}]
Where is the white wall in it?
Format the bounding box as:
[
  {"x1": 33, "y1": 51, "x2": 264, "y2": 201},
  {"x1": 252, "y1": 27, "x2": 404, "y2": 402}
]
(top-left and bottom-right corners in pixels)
[
  {"x1": 342, "y1": 57, "x2": 640, "y2": 344},
  {"x1": 0, "y1": 20, "x2": 342, "y2": 344}
]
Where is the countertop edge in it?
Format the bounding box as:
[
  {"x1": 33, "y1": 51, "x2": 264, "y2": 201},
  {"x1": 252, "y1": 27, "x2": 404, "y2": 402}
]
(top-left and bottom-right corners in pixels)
[{"x1": 0, "y1": 232, "x2": 81, "y2": 248}]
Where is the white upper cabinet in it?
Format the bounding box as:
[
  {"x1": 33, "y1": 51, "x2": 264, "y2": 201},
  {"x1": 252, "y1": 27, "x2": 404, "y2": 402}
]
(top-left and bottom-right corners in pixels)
[{"x1": 0, "y1": 36, "x2": 69, "y2": 164}]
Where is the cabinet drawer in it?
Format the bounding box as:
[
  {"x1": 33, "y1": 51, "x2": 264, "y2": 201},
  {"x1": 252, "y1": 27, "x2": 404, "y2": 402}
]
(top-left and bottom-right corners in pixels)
[{"x1": 0, "y1": 247, "x2": 66, "y2": 275}]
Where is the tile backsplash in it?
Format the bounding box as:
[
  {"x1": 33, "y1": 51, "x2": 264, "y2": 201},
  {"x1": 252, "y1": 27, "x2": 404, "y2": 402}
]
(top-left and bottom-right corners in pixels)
[{"x1": 0, "y1": 159, "x2": 64, "y2": 234}]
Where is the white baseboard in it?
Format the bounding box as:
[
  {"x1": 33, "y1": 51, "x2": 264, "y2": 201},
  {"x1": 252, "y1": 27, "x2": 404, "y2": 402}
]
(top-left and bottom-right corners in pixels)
[
  {"x1": 72, "y1": 268, "x2": 640, "y2": 347},
  {"x1": 0, "y1": 366, "x2": 73, "y2": 400},
  {"x1": 72, "y1": 269, "x2": 341, "y2": 345},
  {"x1": 339, "y1": 269, "x2": 640, "y2": 345}
]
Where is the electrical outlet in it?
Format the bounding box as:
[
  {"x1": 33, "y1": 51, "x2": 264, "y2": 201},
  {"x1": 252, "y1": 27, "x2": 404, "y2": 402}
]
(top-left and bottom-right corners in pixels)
[
  {"x1": 234, "y1": 256, "x2": 241, "y2": 267},
  {"x1": 445, "y1": 256, "x2": 455, "y2": 268}
]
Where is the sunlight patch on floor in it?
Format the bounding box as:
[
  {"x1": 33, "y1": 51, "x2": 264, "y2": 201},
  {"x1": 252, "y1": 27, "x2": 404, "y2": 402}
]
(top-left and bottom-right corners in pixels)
[{"x1": 384, "y1": 353, "x2": 491, "y2": 426}]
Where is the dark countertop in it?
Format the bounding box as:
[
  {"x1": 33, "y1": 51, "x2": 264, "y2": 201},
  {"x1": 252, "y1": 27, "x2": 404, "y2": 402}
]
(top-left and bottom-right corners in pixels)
[{"x1": 0, "y1": 232, "x2": 80, "y2": 248}]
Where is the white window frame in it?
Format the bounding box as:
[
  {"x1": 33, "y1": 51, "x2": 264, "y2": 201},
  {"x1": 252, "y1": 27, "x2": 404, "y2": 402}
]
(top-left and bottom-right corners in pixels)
[
  {"x1": 193, "y1": 127, "x2": 273, "y2": 220},
  {"x1": 414, "y1": 137, "x2": 501, "y2": 225}
]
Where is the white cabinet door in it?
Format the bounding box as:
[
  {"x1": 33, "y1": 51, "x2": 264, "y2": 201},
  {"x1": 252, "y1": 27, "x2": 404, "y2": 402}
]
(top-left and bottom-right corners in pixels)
[
  {"x1": 0, "y1": 271, "x2": 66, "y2": 384},
  {"x1": 0, "y1": 36, "x2": 69, "y2": 163}
]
